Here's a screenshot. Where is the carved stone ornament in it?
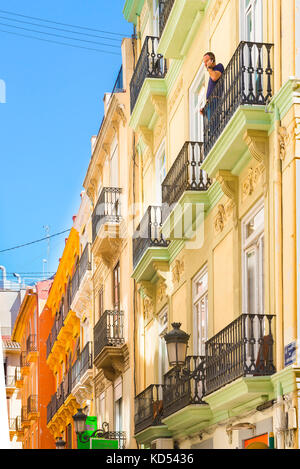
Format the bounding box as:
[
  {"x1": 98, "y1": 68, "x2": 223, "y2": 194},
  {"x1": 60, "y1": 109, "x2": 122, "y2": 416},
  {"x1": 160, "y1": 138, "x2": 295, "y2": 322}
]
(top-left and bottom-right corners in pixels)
[
  {"x1": 241, "y1": 163, "x2": 265, "y2": 202},
  {"x1": 172, "y1": 259, "x2": 184, "y2": 284},
  {"x1": 216, "y1": 170, "x2": 238, "y2": 227},
  {"x1": 243, "y1": 130, "x2": 268, "y2": 196}
]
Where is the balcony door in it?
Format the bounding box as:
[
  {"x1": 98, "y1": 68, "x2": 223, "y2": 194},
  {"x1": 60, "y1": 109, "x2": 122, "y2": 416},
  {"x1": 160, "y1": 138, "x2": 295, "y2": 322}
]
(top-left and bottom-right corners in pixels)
[
  {"x1": 189, "y1": 64, "x2": 206, "y2": 143},
  {"x1": 240, "y1": 0, "x2": 263, "y2": 42},
  {"x1": 158, "y1": 307, "x2": 168, "y2": 385},
  {"x1": 153, "y1": 0, "x2": 160, "y2": 37},
  {"x1": 155, "y1": 140, "x2": 166, "y2": 206},
  {"x1": 193, "y1": 266, "x2": 208, "y2": 357}
]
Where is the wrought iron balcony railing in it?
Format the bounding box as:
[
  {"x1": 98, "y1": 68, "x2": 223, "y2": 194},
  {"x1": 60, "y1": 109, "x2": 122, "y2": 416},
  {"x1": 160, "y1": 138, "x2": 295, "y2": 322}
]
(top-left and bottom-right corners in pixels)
[
  {"x1": 15, "y1": 367, "x2": 22, "y2": 383},
  {"x1": 134, "y1": 384, "x2": 165, "y2": 434},
  {"x1": 159, "y1": 0, "x2": 175, "y2": 37},
  {"x1": 26, "y1": 334, "x2": 37, "y2": 354},
  {"x1": 161, "y1": 141, "x2": 211, "y2": 215},
  {"x1": 20, "y1": 351, "x2": 30, "y2": 368},
  {"x1": 47, "y1": 369, "x2": 72, "y2": 423},
  {"x1": 130, "y1": 36, "x2": 167, "y2": 112},
  {"x1": 205, "y1": 313, "x2": 276, "y2": 395},
  {"x1": 111, "y1": 66, "x2": 124, "y2": 96},
  {"x1": 9, "y1": 418, "x2": 17, "y2": 431},
  {"x1": 21, "y1": 406, "x2": 29, "y2": 425},
  {"x1": 16, "y1": 416, "x2": 22, "y2": 431},
  {"x1": 27, "y1": 395, "x2": 38, "y2": 414},
  {"x1": 71, "y1": 341, "x2": 93, "y2": 389},
  {"x1": 203, "y1": 41, "x2": 274, "y2": 156},
  {"x1": 94, "y1": 310, "x2": 125, "y2": 361},
  {"x1": 163, "y1": 356, "x2": 206, "y2": 419},
  {"x1": 92, "y1": 187, "x2": 122, "y2": 243},
  {"x1": 133, "y1": 206, "x2": 169, "y2": 269},
  {"x1": 71, "y1": 243, "x2": 92, "y2": 303}
]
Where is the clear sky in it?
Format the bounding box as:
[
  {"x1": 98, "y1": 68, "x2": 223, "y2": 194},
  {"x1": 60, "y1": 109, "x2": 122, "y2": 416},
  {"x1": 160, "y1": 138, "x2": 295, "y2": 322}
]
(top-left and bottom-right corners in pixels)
[{"x1": 0, "y1": 0, "x2": 132, "y2": 286}]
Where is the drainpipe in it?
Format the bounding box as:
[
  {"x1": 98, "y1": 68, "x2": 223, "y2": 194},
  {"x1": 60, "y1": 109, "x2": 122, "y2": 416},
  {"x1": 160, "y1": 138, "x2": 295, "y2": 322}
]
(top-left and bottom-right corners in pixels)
[
  {"x1": 274, "y1": 106, "x2": 284, "y2": 371},
  {"x1": 0, "y1": 266, "x2": 6, "y2": 289}
]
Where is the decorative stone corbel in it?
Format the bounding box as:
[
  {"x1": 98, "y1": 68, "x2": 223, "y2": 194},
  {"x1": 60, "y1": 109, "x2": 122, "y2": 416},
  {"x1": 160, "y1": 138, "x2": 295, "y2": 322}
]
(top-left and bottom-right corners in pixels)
[
  {"x1": 153, "y1": 261, "x2": 173, "y2": 297},
  {"x1": 137, "y1": 126, "x2": 153, "y2": 156},
  {"x1": 116, "y1": 104, "x2": 126, "y2": 126},
  {"x1": 243, "y1": 130, "x2": 269, "y2": 196},
  {"x1": 278, "y1": 126, "x2": 289, "y2": 161},
  {"x1": 216, "y1": 170, "x2": 238, "y2": 227},
  {"x1": 138, "y1": 280, "x2": 155, "y2": 321}
]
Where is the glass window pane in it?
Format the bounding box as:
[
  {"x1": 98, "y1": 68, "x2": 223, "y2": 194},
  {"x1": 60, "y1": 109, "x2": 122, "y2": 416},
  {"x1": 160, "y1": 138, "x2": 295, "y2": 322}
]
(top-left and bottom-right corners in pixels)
[
  {"x1": 246, "y1": 250, "x2": 256, "y2": 314},
  {"x1": 245, "y1": 207, "x2": 264, "y2": 239}
]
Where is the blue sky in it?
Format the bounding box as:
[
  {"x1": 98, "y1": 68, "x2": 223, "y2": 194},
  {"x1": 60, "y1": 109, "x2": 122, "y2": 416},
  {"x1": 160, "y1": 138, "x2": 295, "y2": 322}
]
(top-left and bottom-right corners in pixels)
[{"x1": 0, "y1": 0, "x2": 132, "y2": 286}]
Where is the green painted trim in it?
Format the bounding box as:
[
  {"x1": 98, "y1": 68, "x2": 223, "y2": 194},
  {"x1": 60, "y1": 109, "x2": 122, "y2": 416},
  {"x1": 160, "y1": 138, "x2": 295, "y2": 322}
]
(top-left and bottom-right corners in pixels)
[
  {"x1": 132, "y1": 246, "x2": 170, "y2": 282},
  {"x1": 165, "y1": 59, "x2": 184, "y2": 97},
  {"x1": 123, "y1": 0, "x2": 144, "y2": 24},
  {"x1": 270, "y1": 365, "x2": 300, "y2": 396},
  {"x1": 134, "y1": 425, "x2": 172, "y2": 445},
  {"x1": 129, "y1": 78, "x2": 167, "y2": 130},
  {"x1": 157, "y1": 0, "x2": 207, "y2": 59},
  {"x1": 268, "y1": 78, "x2": 300, "y2": 122},
  {"x1": 201, "y1": 106, "x2": 272, "y2": 178}
]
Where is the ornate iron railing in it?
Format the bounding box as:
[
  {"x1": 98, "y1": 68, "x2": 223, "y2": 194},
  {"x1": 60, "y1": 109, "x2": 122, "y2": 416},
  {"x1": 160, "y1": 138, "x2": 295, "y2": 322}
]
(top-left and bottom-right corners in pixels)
[
  {"x1": 26, "y1": 334, "x2": 37, "y2": 354},
  {"x1": 21, "y1": 406, "x2": 29, "y2": 424},
  {"x1": 163, "y1": 356, "x2": 206, "y2": 419},
  {"x1": 159, "y1": 0, "x2": 175, "y2": 36},
  {"x1": 161, "y1": 141, "x2": 211, "y2": 215},
  {"x1": 205, "y1": 313, "x2": 276, "y2": 395},
  {"x1": 92, "y1": 187, "x2": 122, "y2": 242},
  {"x1": 132, "y1": 206, "x2": 169, "y2": 269},
  {"x1": 130, "y1": 36, "x2": 167, "y2": 112},
  {"x1": 203, "y1": 41, "x2": 274, "y2": 156},
  {"x1": 16, "y1": 416, "x2": 22, "y2": 431},
  {"x1": 72, "y1": 341, "x2": 93, "y2": 389},
  {"x1": 27, "y1": 395, "x2": 38, "y2": 414},
  {"x1": 20, "y1": 351, "x2": 30, "y2": 368},
  {"x1": 71, "y1": 243, "x2": 92, "y2": 303},
  {"x1": 15, "y1": 367, "x2": 22, "y2": 383},
  {"x1": 135, "y1": 384, "x2": 165, "y2": 434},
  {"x1": 47, "y1": 369, "x2": 72, "y2": 423},
  {"x1": 93, "y1": 310, "x2": 125, "y2": 360}
]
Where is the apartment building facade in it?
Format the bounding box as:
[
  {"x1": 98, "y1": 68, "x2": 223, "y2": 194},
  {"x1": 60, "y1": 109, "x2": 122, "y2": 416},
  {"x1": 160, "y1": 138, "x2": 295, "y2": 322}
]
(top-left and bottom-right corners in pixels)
[{"x1": 124, "y1": 0, "x2": 300, "y2": 450}]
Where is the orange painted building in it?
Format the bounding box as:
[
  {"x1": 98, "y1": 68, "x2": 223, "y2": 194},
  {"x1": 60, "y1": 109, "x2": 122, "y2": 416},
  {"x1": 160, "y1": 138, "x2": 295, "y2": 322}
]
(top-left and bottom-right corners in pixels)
[
  {"x1": 45, "y1": 227, "x2": 81, "y2": 449},
  {"x1": 12, "y1": 278, "x2": 55, "y2": 449}
]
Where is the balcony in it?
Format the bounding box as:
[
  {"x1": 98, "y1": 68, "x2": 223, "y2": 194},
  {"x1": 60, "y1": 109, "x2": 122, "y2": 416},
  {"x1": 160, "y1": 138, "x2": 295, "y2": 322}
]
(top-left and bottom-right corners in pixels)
[
  {"x1": 201, "y1": 41, "x2": 274, "y2": 178},
  {"x1": 161, "y1": 356, "x2": 210, "y2": 434},
  {"x1": 20, "y1": 351, "x2": 30, "y2": 376},
  {"x1": 71, "y1": 243, "x2": 92, "y2": 304},
  {"x1": 70, "y1": 243, "x2": 92, "y2": 319},
  {"x1": 134, "y1": 384, "x2": 172, "y2": 444},
  {"x1": 205, "y1": 313, "x2": 276, "y2": 411},
  {"x1": 26, "y1": 334, "x2": 38, "y2": 362},
  {"x1": 9, "y1": 418, "x2": 17, "y2": 437},
  {"x1": 47, "y1": 369, "x2": 72, "y2": 424},
  {"x1": 130, "y1": 35, "x2": 167, "y2": 113},
  {"x1": 15, "y1": 416, "x2": 24, "y2": 439},
  {"x1": 161, "y1": 141, "x2": 212, "y2": 240},
  {"x1": 71, "y1": 342, "x2": 93, "y2": 403},
  {"x1": 93, "y1": 310, "x2": 128, "y2": 381},
  {"x1": 157, "y1": 0, "x2": 207, "y2": 59},
  {"x1": 21, "y1": 407, "x2": 30, "y2": 428},
  {"x1": 133, "y1": 206, "x2": 169, "y2": 276},
  {"x1": 27, "y1": 395, "x2": 39, "y2": 420}
]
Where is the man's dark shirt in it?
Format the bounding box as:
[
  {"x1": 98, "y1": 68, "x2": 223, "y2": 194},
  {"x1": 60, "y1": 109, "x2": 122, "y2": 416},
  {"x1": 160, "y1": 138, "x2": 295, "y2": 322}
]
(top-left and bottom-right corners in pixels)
[{"x1": 206, "y1": 63, "x2": 224, "y2": 100}]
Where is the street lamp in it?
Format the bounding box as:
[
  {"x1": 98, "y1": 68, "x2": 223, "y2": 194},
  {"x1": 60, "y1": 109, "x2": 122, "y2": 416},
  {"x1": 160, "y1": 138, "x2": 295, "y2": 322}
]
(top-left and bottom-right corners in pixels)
[
  {"x1": 55, "y1": 437, "x2": 66, "y2": 449},
  {"x1": 72, "y1": 408, "x2": 110, "y2": 445},
  {"x1": 164, "y1": 323, "x2": 190, "y2": 368}
]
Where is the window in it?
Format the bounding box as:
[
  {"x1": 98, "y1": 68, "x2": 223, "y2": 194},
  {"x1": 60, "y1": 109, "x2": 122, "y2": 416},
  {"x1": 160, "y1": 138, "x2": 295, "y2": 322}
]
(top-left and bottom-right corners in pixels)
[
  {"x1": 153, "y1": 0, "x2": 160, "y2": 37},
  {"x1": 193, "y1": 266, "x2": 208, "y2": 356},
  {"x1": 98, "y1": 286, "x2": 104, "y2": 320},
  {"x1": 113, "y1": 262, "x2": 120, "y2": 310},
  {"x1": 189, "y1": 64, "x2": 206, "y2": 142},
  {"x1": 158, "y1": 308, "x2": 168, "y2": 384},
  {"x1": 114, "y1": 377, "x2": 123, "y2": 432},
  {"x1": 98, "y1": 392, "x2": 106, "y2": 428},
  {"x1": 110, "y1": 135, "x2": 119, "y2": 188},
  {"x1": 242, "y1": 201, "x2": 264, "y2": 315},
  {"x1": 155, "y1": 140, "x2": 166, "y2": 205},
  {"x1": 240, "y1": 0, "x2": 263, "y2": 42}
]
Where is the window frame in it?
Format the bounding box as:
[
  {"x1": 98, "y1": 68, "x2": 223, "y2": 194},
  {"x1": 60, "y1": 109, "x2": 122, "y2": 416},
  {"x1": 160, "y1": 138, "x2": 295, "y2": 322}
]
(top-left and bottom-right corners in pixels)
[{"x1": 192, "y1": 265, "x2": 208, "y2": 356}]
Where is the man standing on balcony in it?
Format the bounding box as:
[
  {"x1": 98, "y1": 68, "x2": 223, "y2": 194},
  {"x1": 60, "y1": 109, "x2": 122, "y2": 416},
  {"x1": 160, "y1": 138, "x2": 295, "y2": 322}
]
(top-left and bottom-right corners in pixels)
[{"x1": 200, "y1": 52, "x2": 224, "y2": 119}]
